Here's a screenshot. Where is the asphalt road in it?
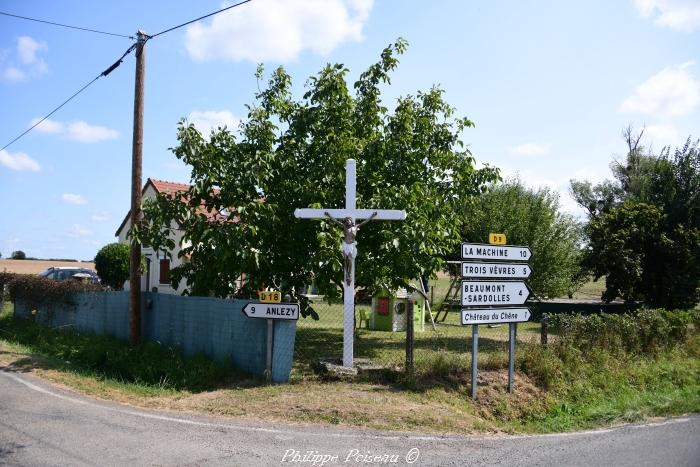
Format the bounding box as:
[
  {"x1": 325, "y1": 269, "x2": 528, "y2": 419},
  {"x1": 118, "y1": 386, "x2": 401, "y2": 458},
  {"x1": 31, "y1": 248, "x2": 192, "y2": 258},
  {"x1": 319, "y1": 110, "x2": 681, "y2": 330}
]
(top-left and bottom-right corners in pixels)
[{"x1": 1, "y1": 369, "x2": 698, "y2": 467}]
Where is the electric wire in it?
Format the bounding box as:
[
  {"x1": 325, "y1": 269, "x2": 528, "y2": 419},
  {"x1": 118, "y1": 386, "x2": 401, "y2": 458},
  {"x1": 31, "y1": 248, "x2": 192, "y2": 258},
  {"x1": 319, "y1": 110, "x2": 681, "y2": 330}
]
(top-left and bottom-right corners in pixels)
[
  {"x1": 1, "y1": 43, "x2": 137, "y2": 152},
  {"x1": 0, "y1": 11, "x2": 134, "y2": 39},
  {"x1": 2, "y1": 0, "x2": 255, "y2": 150},
  {"x1": 148, "y1": 0, "x2": 253, "y2": 38}
]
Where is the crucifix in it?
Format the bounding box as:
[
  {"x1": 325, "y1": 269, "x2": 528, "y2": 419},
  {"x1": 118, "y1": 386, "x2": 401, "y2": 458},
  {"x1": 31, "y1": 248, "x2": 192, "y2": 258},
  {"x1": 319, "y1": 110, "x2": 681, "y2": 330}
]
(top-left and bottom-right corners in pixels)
[{"x1": 295, "y1": 159, "x2": 407, "y2": 368}]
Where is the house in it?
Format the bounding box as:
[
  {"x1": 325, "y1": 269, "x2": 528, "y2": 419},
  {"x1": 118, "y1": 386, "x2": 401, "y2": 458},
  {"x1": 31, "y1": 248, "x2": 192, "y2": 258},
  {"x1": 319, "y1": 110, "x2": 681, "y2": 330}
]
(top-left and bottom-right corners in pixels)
[{"x1": 116, "y1": 178, "x2": 227, "y2": 295}]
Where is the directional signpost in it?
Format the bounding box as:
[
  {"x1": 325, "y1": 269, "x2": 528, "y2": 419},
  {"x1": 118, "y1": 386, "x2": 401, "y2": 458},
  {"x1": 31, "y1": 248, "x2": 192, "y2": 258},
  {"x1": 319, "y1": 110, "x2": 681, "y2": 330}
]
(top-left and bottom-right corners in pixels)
[
  {"x1": 461, "y1": 262, "x2": 532, "y2": 279},
  {"x1": 242, "y1": 300, "x2": 300, "y2": 382},
  {"x1": 242, "y1": 302, "x2": 300, "y2": 320},
  {"x1": 461, "y1": 307, "x2": 531, "y2": 325},
  {"x1": 461, "y1": 280, "x2": 530, "y2": 306},
  {"x1": 461, "y1": 238, "x2": 533, "y2": 399},
  {"x1": 461, "y1": 243, "x2": 532, "y2": 261}
]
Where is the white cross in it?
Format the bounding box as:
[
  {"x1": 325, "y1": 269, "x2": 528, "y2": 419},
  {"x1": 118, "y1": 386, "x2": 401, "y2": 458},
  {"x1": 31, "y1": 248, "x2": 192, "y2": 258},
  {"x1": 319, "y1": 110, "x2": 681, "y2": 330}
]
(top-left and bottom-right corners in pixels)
[{"x1": 295, "y1": 159, "x2": 407, "y2": 368}]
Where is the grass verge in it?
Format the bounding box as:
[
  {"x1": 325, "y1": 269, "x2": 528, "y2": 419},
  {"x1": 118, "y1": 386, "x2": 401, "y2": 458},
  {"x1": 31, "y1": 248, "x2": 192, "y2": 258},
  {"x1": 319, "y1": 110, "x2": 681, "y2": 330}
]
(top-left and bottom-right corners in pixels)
[{"x1": 1, "y1": 302, "x2": 698, "y2": 434}]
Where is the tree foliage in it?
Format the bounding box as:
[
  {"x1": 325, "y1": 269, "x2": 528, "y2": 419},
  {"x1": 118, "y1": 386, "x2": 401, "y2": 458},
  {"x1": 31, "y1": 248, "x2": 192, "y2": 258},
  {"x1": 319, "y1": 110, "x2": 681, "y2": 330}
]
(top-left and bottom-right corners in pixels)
[
  {"x1": 134, "y1": 39, "x2": 499, "y2": 314},
  {"x1": 571, "y1": 128, "x2": 700, "y2": 308},
  {"x1": 462, "y1": 179, "x2": 584, "y2": 298},
  {"x1": 11, "y1": 250, "x2": 26, "y2": 260},
  {"x1": 94, "y1": 243, "x2": 131, "y2": 290}
]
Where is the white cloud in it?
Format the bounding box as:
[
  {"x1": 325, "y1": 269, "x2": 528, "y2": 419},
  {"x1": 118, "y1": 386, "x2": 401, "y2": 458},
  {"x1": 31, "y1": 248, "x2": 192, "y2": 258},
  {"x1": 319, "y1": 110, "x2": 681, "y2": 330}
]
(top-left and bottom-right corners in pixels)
[
  {"x1": 91, "y1": 211, "x2": 110, "y2": 222},
  {"x1": 17, "y1": 36, "x2": 48, "y2": 68},
  {"x1": 188, "y1": 110, "x2": 239, "y2": 134},
  {"x1": 29, "y1": 118, "x2": 119, "y2": 143},
  {"x1": 634, "y1": 0, "x2": 700, "y2": 32},
  {"x1": 65, "y1": 224, "x2": 92, "y2": 238},
  {"x1": 0, "y1": 36, "x2": 48, "y2": 82},
  {"x1": 66, "y1": 121, "x2": 119, "y2": 143},
  {"x1": 1, "y1": 66, "x2": 25, "y2": 82},
  {"x1": 62, "y1": 193, "x2": 88, "y2": 205},
  {"x1": 31, "y1": 117, "x2": 63, "y2": 134},
  {"x1": 644, "y1": 124, "x2": 680, "y2": 147},
  {"x1": 185, "y1": 0, "x2": 373, "y2": 63},
  {"x1": 0, "y1": 149, "x2": 41, "y2": 171},
  {"x1": 509, "y1": 143, "x2": 551, "y2": 157},
  {"x1": 620, "y1": 62, "x2": 700, "y2": 118}
]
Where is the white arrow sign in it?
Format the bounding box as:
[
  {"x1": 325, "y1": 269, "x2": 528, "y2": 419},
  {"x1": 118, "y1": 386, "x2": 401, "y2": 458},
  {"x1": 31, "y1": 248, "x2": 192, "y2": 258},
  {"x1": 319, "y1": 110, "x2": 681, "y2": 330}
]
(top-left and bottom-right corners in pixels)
[
  {"x1": 461, "y1": 280, "x2": 530, "y2": 306},
  {"x1": 461, "y1": 307, "x2": 531, "y2": 325},
  {"x1": 461, "y1": 243, "x2": 532, "y2": 262},
  {"x1": 462, "y1": 262, "x2": 532, "y2": 279},
  {"x1": 242, "y1": 302, "x2": 300, "y2": 320}
]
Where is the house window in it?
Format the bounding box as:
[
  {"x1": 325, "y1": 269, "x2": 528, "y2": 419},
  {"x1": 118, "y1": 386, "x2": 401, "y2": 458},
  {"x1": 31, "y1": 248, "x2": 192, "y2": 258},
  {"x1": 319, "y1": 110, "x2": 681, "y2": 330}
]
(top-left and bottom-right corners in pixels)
[{"x1": 159, "y1": 259, "x2": 170, "y2": 285}]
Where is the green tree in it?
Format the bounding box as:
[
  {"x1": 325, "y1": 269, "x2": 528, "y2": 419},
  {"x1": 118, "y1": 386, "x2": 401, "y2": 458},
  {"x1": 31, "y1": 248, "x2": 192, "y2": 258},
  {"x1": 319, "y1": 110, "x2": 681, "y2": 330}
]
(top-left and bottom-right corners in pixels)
[
  {"x1": 572, "y1": 130, "x2": 700, "y2": 308},
  {"x1": 462, "y1": 179, "x2": 584, "y2": 298},
  {"x1": 134, "y1": 39, "x2": 499, "y2": 315},
  {"x1": 94, "y1": 243, "x2": 131, "y2": 290},
  {"x1": 11, "y1": 250, "x2": 26, "y2": 260}
]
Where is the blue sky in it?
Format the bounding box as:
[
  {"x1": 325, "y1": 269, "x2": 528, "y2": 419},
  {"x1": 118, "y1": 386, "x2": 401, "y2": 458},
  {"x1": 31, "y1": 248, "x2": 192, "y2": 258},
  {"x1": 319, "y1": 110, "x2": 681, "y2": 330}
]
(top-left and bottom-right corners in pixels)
[{"x1": 1, "y1": 0, "x2": 698, "y2": 260}]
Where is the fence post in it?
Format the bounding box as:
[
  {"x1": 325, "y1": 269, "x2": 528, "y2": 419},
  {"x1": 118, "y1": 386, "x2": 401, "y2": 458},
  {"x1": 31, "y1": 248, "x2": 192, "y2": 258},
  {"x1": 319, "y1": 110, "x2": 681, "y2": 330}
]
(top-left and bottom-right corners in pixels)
[
  {"x1": 405, "y1": 297, "x2": 414, "y2": 378},
  {"x1": 541, "y1": 313, "x2": 549, "y2": 346}
]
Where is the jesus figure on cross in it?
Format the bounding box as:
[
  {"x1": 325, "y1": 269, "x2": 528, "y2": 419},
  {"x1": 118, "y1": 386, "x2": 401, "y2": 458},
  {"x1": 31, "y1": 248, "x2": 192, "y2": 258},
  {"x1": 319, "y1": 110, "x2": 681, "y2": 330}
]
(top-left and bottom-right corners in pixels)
[{"x1": 324, "y1": 211, "x2": 377, "y2": 285}]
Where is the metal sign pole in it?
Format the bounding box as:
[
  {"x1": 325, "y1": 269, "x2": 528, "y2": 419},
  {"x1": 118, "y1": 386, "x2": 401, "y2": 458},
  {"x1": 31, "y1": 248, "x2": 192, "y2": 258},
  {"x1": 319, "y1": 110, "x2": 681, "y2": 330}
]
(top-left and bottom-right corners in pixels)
[
  {"x1": 265, "y1": 318, "x2": 273, "y2": 384},
  {"x1": 471, "y1": 324, "x2": 479, "y2": 399},
  {"x1": 508, "y1": 322, "x2": 515, "y2": 393}
]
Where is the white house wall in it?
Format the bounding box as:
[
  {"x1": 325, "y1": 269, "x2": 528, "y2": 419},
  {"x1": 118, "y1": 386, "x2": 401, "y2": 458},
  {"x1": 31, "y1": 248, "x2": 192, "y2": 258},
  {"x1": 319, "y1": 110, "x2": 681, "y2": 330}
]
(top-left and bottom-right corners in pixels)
[{"x1": 117, "y1": 184, "x2": 188, "y2": 295}]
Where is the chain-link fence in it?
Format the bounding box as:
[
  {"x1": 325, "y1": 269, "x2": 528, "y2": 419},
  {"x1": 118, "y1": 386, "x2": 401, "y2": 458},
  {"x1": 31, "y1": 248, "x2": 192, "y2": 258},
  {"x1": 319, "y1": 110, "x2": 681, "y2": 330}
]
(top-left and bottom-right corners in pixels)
[{"x1": 293, "y1": 276, "x2": 544, "y2": 377}]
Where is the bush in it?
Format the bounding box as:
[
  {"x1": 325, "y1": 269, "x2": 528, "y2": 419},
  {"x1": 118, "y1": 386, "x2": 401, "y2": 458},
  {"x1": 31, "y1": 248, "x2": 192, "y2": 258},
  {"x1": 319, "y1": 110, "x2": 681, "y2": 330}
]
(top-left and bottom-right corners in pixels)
[
  {"x1": 7, "y1": 274, "x2": 100, "y2": 310},
  {"x1": 549, "y1": 309, "x2": 698, "y2": 355},
  {"x1": 11, "y1": 250, "x2": 26, "y2": 260},
  {"x1": 0, "y1": 272, "x2": 15, "y2": 303},
  {"x1": 94, "y1": 243, "x2": 132, "y2": 290}
]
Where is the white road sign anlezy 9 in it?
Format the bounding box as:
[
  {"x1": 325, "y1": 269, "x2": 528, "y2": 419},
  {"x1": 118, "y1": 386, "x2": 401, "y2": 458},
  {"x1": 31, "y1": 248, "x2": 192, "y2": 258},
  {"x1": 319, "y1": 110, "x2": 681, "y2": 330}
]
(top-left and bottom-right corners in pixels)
[
  {"x1": 461, "y1": 262, "x2": 532, "y2": 279},
  {"x1": 242, "y1": 302, "x2": 300, "y2": 320},
  {"x1": 461, "y1": 307, "x2": 531, "y2": 325},
  {"x1": 461, "y1": 243, "x2": 532, "y2": 261},
  {"x1": 461, "y1": 280, "x2": 530, "y2": 306}
]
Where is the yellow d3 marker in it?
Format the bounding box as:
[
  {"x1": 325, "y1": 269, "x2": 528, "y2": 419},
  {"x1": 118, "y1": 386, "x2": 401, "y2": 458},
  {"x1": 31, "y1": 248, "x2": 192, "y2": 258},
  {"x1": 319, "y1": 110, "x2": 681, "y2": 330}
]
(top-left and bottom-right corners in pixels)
[{"x1": 488, "y1": 233, "x2": 507, "y2": 245}]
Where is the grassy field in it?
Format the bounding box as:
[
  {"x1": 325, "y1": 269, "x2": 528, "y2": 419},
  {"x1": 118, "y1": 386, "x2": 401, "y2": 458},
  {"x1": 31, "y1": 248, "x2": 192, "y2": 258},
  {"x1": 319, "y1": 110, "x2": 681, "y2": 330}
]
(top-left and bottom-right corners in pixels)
[
  {"x1": 295, "y1": 299, "x2": 541, "y2": 374},
  {"x1": 0, "y1": 259, "x2": 95, "y2": 274}
]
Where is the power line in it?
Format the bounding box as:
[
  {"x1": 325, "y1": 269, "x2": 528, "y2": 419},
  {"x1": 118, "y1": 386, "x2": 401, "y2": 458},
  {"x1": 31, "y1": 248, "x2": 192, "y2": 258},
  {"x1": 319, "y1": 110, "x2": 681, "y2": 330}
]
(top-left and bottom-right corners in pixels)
[
  {"x1": 149, "y1": 0, "x2": 253, "y2": 39},
  {"x1": 1, "y1": 43, "x2": 137, "y2": 152},
  {"x1": 2, "y1": 0, "x2": 256, "y2": 151},
  {"x1": 0, "y1": 11, "x2": 134, "y2": 39}
]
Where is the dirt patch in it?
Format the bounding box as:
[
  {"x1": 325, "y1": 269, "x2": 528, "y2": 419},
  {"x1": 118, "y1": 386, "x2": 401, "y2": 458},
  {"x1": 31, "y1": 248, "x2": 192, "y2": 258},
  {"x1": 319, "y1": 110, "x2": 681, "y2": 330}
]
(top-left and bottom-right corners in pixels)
[
  {"x1": 471, "y1": 370, "x2": 547, "y2": 421},
  {"x1": 0, "y1": 259, "x2": 95, "y2": 275}
]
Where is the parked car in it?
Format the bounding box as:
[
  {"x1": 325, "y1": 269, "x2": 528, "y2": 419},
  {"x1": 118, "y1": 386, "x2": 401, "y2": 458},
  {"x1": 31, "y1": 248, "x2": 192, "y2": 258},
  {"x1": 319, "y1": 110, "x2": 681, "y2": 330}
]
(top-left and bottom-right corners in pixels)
[{"x1": 38, "y1": 267, "x2": 100, "y2": 284}]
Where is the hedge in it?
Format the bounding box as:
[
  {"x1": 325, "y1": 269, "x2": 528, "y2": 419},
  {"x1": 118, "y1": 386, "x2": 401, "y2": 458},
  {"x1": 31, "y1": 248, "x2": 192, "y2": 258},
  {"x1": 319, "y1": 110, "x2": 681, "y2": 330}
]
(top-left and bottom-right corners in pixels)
[
  {"x1": 549, "y1": 309, "x2": 699, "y2": 355},
  {"x1": 7, "y1": 274, "x2": 101, "y2": 310}
]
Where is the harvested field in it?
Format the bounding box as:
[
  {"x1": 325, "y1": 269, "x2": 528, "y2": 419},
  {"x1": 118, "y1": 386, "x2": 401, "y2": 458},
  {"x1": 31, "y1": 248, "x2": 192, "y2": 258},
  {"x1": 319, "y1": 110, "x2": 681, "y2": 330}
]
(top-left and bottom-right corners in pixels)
[{"x1": 0, "y1": 259, "x2": 95, "y2": 274}]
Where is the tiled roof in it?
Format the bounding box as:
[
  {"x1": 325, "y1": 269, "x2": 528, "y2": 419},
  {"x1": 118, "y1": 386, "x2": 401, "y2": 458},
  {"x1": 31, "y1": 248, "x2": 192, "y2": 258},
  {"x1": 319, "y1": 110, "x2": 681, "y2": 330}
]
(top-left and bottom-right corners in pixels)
[
  {"x1": 115, "y1": 178, "x2": 230, "y2": 236},
  {"x1": 149, "y1": 178, "x2": 192, "y2": 195}
]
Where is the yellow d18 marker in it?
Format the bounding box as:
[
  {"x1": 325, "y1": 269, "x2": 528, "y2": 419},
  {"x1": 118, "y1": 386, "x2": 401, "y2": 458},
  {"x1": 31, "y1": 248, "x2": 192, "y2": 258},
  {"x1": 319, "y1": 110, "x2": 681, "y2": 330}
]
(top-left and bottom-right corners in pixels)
[
  {"x1": 489, "y1": 233, "x2": 507, "y2": 245},
  {"x1": 259, "y1": 290, "x2": 282, "y2": 303}
]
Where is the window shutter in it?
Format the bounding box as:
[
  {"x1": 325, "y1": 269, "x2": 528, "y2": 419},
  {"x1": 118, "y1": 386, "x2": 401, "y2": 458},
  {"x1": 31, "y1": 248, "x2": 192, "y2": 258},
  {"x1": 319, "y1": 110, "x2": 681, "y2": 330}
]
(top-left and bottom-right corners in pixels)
[{"x1": 159, "y1": 259, "x2": 170, "y2": 284}]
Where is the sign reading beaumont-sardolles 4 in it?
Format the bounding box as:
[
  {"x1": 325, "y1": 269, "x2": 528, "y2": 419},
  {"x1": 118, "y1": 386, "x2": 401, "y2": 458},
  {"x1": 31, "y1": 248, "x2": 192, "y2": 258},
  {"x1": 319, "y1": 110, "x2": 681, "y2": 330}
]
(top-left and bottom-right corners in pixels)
[
  {"x1": 461, "y1": 307, "x2": 531, "y2": 325},
  {"x1": 461, "y1": 262, "x2": 532, "y2": 279},
  {"x1": 461, "y1": 243, "x2": 532, "y2": 261},
  {"x1": 242, "y1": 302, "x2": 300, "y2": 320},
  {"x1": 461, "y1": 280, "x2": 530, "y2": 306}
]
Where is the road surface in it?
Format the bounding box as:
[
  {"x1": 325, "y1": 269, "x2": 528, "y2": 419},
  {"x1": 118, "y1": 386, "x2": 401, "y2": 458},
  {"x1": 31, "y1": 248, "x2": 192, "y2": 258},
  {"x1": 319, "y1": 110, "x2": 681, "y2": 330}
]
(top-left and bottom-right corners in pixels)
[{"x1": 0, "y1": 369, "x2": 698, "y2": 466}]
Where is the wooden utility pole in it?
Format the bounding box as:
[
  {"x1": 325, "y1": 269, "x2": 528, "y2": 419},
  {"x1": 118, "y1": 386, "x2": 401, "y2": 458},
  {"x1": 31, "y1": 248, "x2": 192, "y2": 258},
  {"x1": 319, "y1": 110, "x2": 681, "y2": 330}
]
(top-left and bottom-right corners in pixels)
[{"x1": 129, "y1": 31, "x2": 147, "y2": 345}]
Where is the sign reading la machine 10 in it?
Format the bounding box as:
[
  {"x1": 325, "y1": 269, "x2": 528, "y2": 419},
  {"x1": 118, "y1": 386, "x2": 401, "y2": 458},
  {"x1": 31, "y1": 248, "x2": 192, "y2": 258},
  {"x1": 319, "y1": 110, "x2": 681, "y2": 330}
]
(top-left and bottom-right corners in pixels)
[{"x1": 461, "y1": 242, "x2": 533, "y2": 325}]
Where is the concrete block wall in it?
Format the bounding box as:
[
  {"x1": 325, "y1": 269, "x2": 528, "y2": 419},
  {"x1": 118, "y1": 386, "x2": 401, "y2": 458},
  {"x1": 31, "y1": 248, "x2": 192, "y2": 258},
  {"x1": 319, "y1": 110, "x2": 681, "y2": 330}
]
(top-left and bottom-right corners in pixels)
[{"x1": 14, "y1": 292, "x2": 296, "y2": 383}]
